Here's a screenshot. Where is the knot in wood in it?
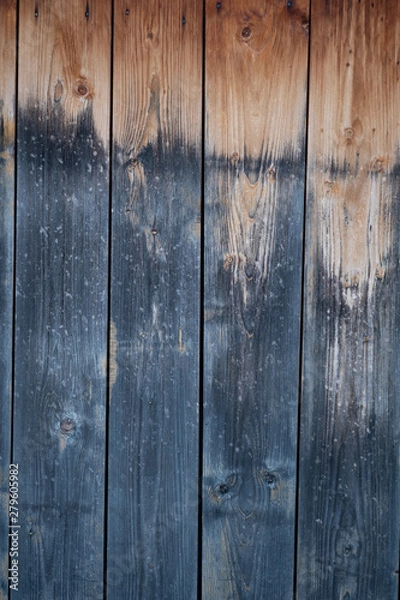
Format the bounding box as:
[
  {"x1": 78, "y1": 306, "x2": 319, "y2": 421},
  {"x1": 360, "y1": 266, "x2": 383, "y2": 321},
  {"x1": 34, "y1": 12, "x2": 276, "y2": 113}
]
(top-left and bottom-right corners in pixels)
[
  {"x1": 370, "y1": 156, "x2": 385, "y2": 173},
  {"x1": 231, "y1": 151, "x2": 239, "y2": 162},
  {"x1": 218, "y1": 483, "x2": 229, "y2": 494},
  {"x1": 241, "y1": 27, "x2": 252, "y2": 39},
  {"x1": 60, "y1": 418, "x2": 76, "y2": 435},
  {"x1": 77, "y1": 83, "x2": 89, "y2": 97},
  {"x1": 344, "y1": 543, "x2": 353, "y2": 556},
  {"x1": 224, "y1": 254, "x2": 234, "y2": 269},
  {"x1": 345, "y1": 127, "x2": 354, "y2": 140},
  {"x1": 129, "y1": 157, "x2": 138, "y2": 168},
  {"x1": 267, "y1": 166, "x2": 276, "y2": 182}
]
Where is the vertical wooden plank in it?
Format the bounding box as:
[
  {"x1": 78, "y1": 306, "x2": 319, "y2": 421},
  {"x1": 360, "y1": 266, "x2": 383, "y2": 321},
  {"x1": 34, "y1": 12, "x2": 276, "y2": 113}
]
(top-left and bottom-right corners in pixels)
[
  {"x1": 203, "y1": 1, "x2": 309, "y2": 597},
  {"x1": 14, "y1": 1, "x2": 110, "y2": 598},
  {"x1": 0, "y1": 2, "x2": 16, "y2": 598},
  {"x1": 298, "y1": 1, "x2": 400, "y2": 598},
  {"x1": 107, "y1": 1, "x2": 202, "y2": 598}
]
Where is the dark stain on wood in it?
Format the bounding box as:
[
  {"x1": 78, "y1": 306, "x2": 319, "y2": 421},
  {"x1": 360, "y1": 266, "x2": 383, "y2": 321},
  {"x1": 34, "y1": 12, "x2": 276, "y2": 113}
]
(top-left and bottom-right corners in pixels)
[
  {"x1": 299, "y1": 161, "x2": 400, "y2": 598},
  {"x1": 107, "y1": 138, "x2": 200, "y2": 598},
  {"x1": 14, "y1": 104, "x2": 109, "y2": 600},
  {"x1": 203, "y1": 153, "x2": 306, "y2": 598}
]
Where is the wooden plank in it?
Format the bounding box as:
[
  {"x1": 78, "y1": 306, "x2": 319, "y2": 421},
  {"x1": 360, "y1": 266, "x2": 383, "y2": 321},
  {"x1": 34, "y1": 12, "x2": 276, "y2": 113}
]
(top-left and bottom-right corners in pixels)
[
  {"x1": 203, "y1": 1, "x2": 309, "y2": 597},
  {"x1": 0, "y1": 2, "x2": 16, "y2": 598},
  {"x1": 298, "y1": 1, "x2": 400, "y2": 597},
  {"x1": 107, "y1": 1, "x2": 202, "y2": 598},
  {"x1": 14, "y1": 1, "x2": 110, "y2": 598}
]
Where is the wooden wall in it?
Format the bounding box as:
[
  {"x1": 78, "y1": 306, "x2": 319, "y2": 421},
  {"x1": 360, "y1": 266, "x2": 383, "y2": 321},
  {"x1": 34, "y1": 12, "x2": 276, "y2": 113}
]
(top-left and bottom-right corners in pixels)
[{"x1": 0, "y1": 1, "x2": 399, "y2": 598}]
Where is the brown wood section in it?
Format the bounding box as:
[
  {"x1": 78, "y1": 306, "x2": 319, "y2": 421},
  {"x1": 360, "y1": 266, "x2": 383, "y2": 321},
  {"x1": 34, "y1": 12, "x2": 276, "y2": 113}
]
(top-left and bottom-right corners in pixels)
[
  {"x1": 203, "y1": 1, "x2": 309, "y2": 597},
  {"x1": 0, "y1": 3, "x2": 16, "y2": 597},
  {"x1": 13, "y1": 1, "x2": 110, "y2": 598},
  {"x1": 298, "y1": 0, "x2": 400, "y2": 597},
  {"x1": 107, "y1": 1, "x2": 202, "y2": 597}
]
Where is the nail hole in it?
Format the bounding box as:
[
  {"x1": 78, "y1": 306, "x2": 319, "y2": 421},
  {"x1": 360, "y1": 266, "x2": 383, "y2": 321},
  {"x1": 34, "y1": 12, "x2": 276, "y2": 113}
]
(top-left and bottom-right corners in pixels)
[
  {"x1": 125, "y1": 8, "x2": 130, "y2": 15},
  {"x1": 218, "y1": 483, "x2": 229, "y2": 494},
  {"x1": 216, "y1": 2, "x2": 221, "y2": 9}
]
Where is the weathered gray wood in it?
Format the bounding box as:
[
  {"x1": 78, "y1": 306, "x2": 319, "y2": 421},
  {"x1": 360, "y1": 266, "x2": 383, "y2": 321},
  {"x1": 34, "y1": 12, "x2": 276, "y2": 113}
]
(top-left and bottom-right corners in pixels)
[
  {"x1": 0, "y1": 2, "x2": 16, "y2": 598},
  {"x1": 106, "y1": 1, "x2": 202, "y2": 598},
  {"x1": 13, "y1": 1, "x2": 110, "y2": 598},
  {"x1": 202, "y1": 1, "x2": 309, "y2": 597},
  {"x1": 298, "y1": 1, "x2": 400, "y2": 598}
]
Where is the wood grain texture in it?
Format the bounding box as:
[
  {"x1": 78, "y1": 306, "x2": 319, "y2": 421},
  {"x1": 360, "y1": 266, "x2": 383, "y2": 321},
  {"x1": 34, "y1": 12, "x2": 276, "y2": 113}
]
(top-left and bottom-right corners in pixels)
[
  {"x1": 107, "y1": 1, "x2": 202, "y2": 598},
  {"x1": 203, "y1": 1, "x2": 309, "y2": 597},
  {"x1": 0, "y1": 2, "x2": 16, "y2": 597},
  {"x1": 298, "y1": 1, "x2": 400, "y2": 597},
  {"x1": 13, "y1": 1, "x2": 110, "y2": 598}
]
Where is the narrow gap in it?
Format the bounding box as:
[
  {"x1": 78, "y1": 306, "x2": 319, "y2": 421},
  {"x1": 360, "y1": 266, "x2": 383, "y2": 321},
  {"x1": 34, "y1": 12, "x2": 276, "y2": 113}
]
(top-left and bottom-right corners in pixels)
[
  {"x1": 396, "y1": 541, "x2": 400, "y2": 600},
  {"x1": 8, "y1": 1, "x2": 20, "y2": 596},
  {"x1": 197, "y1": 1, "x2": 206, "y2": 598},
  {"x1": 103, "y1": 1, "x2": 115, "y2": 598},
  {"x1": 398, "y1": 540, "x2": 400, "y2": 600},
  {"x1": 293, "y1": 1, "x2": 312, "y2": 598}
]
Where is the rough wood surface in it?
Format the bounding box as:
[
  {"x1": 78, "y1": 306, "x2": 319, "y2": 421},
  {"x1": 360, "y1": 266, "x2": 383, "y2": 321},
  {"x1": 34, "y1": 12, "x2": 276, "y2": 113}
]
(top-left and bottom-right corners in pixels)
[
  {"x1": 0, "y1": 2, "x2": 16, "y2": 597},
  {"x1": 13, "y1": 1, "x2": 110, "y2": 598},
  {"x1": 298, "y1": 0, "x2": 400, "y2": 597},
  {"x1": 107, "y1": 1, "x2": 202, "y2": 597},
  {"x1": 202, "y1": 1, "x2": 309, "y2": 597}
]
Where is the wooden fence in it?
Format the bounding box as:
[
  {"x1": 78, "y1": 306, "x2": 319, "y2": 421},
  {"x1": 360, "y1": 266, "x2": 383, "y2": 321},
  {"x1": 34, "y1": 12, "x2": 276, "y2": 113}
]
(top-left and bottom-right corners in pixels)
[{"x1": 0, "y1": 0, "x2": 399, "y2": 598}]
